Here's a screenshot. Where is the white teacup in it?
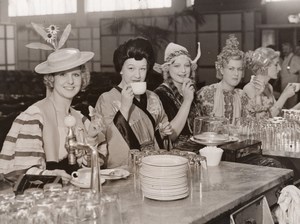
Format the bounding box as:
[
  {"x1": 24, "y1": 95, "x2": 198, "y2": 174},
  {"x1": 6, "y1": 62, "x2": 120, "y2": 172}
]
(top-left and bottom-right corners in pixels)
[
  {"x1": 199, "y1": 146, "x2": 223, "y2": 167},
  {"x1": 71, "y1": 168, "x2": 91, "y2": 184},
  {"x1": 131, "y1": 82, "x2": 146, "y2": 95}
]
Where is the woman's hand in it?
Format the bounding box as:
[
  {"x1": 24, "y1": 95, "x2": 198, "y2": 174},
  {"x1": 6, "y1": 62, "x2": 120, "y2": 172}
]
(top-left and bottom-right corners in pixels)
[
  {"x1": 282, "y1": 83, "x2": 296, "y2": 99},
  {"x1": 159, "y1": 122, "x2": 173, "y2": 137},
  {"x1": 182, "y1": 78, "x2": 195, "y2": 103},
  {"x1": 251, "y1": 76, "x2": 265, "y2": 95},
  {"x1": 88, "y1": 106, "x2": 105, "y2": 138},
  {"x1": 120, "y1": 84, "x2": 134, "y2": 113}
]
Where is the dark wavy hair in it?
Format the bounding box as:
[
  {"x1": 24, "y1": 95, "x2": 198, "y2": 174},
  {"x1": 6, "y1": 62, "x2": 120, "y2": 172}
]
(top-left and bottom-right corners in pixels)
[{"x1": 113, "y1": 37, "x2": 155, "y2": 73}]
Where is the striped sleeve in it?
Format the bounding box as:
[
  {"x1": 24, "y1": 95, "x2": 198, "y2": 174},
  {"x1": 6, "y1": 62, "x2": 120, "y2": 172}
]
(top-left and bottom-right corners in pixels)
[{"x1": 0, "y1": 105, "x2": 46, "y2": 174}]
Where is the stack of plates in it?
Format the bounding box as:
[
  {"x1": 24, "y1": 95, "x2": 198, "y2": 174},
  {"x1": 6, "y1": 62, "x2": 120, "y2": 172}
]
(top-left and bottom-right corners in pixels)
[{"x1": 140, "y1": 155, "x2": 189, "y2": 201}]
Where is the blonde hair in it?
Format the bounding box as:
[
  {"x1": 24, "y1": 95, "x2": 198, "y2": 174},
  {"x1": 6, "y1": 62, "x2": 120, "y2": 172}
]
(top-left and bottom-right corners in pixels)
[
  {"x1": 215, "y1": 34, "x2": 244, "y2": 79},
  {"x1": 244, "y1": 47, "x2": 280, "y2": 75},
  {"x1": 43, "y1": 64, "x2": 90, "y2": 91}
]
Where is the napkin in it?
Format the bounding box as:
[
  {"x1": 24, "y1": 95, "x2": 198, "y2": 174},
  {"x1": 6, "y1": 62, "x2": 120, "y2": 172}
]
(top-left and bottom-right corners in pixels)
[{"x1": 275, "y1": 185, "x2": 300, "y2": 224}]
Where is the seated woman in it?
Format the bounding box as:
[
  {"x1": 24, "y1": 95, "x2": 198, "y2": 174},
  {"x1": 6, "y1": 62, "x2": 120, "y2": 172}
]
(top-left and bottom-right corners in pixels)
[
  {"x1": 196, "y1": 34, "x2": 247, "y2": 124},
  {"x1": 94, "y1": 37, "x2": 173, "y2": 168},
  {"x1": 0, "y1": 24, "x2": 105, "y2": 182},
  {"x1": 243, "y1": 47, "x2": 296, "y2": 118},
  {"x1": 154, "y1": 42, "x2": 202, "y2": 150}
]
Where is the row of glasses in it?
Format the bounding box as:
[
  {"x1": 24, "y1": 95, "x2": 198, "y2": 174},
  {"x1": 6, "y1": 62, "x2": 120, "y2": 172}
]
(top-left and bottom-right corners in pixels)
[
  {"x1": 230, "y1": 116, "x2": 300, "y2": 152},
  {"x1": 0, "y1": 182, "x2": 123, "y2": 224}
]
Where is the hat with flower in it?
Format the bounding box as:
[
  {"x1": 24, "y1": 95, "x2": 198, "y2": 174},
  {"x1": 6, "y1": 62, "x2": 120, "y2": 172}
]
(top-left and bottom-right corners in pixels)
[
  {"x1": 26, "y1": 23, "x2": 94, "y2": 74},
  {"x1": 153, "y1": 42, "x2": 201, "y2": 74}
]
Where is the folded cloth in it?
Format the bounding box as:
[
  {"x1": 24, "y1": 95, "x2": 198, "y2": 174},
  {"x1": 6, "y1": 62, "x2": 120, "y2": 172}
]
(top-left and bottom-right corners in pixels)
[{"x1": 275, "y1": 185, "x2": 300, "y2": 224}]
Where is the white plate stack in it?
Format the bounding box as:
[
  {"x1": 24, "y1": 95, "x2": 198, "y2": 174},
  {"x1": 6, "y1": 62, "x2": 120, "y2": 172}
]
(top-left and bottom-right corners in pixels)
[{"x1": 140, "y1": 155, "x2": 189, "y2": 201}]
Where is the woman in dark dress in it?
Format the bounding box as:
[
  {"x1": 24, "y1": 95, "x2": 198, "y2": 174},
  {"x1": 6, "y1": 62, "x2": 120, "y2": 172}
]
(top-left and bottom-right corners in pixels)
[{"x1": 154, "y1": 42, "x2": 202, "y2": 150}]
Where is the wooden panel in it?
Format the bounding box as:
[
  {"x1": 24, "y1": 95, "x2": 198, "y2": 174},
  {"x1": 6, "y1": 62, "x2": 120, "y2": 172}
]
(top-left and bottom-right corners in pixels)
[
  {"x1": 101, "y1": 36, "x2": 117, "y2": 65},
  {"x1": 244, "y1": 12, "x2": 255, "y2": 31},
  {"x1": 197, "y1": 68, "x2": 218, "y2": 85},
  {"x1": 176, "y1": 16, "x2": 196, "y2": 33},
  {"x1": 7, "y1": 40, "x2": 15, "y2": 64},
  {"x1": 221, "y1": 14, "x2": 242, "y2": 31},
  {"x1": 198, "y1": 14, "x2": 218, "y2": 31},
  {"x1": 92, "y1": 40, "x2": 100, "y2": 60},
  {"x1": 79, "y1": 28, "x2": 91, "y2": 39},
  {"x1": 198, "y1": 32, "x2": 218, "y2": 66},
  {"x1": 29, "y1": 50, "x2": 40, "y2": 61},
  {"x1": 93, "y1": 27, "x2": 100, "y2": 39},
  {"x1": 0, "y1": 26, "x2": 4, "y2": 38},
  {"x1": 100, "y1": 19, "x2": 114, "y2": 35},
  {"x1": 79, "y1": 40, "x2": 92, "y2": 51},
  {"x1": 177, "y1": 33, "x2": 197, "y2": 58},
  {"x1": 244, "y1": 31, "x2": 254, "y2": 51}
]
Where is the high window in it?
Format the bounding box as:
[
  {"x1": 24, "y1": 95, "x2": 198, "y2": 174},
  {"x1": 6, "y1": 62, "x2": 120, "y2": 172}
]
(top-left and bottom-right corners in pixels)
[
  {"x1": 8, "y1": 0, "x2": 77, "y2": 17},
  {"x1": 85, "y1": 0, "x2": 171, "y2": 12}
]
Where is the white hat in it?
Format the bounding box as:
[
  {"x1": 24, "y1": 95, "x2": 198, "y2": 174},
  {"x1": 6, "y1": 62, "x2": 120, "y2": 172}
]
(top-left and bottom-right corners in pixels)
[
  {"x1": 153, "y1": 42, "x2": 201, "y2": 73},
  {"x1": 26, "y1": 23, "x2": 94, "y2": 74},
  {"x1": 35, "y1": 48, "x2": 94, "y2": 74},
  {"x1": 164, "y1": 43, "x2": 190, "y2": 62}
]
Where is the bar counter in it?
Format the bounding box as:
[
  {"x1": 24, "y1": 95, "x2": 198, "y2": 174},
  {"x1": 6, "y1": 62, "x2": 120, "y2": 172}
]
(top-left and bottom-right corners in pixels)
[{"x1": 102, "y1": 161, "x2": 293, "y2": 224}]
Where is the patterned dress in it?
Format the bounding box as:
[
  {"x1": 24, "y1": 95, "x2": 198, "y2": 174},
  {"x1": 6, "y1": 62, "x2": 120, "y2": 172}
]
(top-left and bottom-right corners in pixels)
[
  {"x1": 243, "y1": 83, "x2": 276, "y2": 119},
  {"x1": 95, "y1": 87, "x2": 169, "y2": 168},
  {"x1": 196, "y1": 83, "x2": 248, "y2": 123}
]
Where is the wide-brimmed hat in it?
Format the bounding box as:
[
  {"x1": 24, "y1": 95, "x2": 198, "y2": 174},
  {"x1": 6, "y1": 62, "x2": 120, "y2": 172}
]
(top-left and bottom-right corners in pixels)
[
  {"x1": 35, "y1": 48, "x2": 94, "y2": 74},
  {"x1": 26, "y1": 23, "x2": 94, "y2": 74}
]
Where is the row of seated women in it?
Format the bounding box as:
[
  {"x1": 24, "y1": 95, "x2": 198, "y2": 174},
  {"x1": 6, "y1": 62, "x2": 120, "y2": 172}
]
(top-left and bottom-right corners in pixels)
[{"x1": 0, "y1": 23, "x2": 298, "y2": 183}]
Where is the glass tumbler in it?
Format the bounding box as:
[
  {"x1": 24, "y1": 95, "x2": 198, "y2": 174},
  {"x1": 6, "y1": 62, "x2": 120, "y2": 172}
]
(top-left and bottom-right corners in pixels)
[{"x1": 101, "y1": 194, "x2": 123, "y2": 224}]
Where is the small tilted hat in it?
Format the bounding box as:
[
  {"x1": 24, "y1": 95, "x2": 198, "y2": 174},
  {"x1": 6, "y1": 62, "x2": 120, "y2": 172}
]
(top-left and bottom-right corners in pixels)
[
  {"x1": 26, "y1": 23, "x2": 94, "y2": 74},
  {"x1": 153, "y1": 42, "x2": 201, "y2": 73}
]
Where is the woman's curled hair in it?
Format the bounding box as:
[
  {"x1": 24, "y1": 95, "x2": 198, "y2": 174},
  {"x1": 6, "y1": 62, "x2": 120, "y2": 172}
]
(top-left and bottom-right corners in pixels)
[{"x1": 113, "y1": 37, "x2": 155, "y2": 73}]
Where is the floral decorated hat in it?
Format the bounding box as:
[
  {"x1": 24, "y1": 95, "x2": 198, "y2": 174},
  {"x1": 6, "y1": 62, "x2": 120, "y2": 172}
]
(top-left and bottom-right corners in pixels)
[{"x1": 26, "y1": 23, "x2": 94, "y2": 74}]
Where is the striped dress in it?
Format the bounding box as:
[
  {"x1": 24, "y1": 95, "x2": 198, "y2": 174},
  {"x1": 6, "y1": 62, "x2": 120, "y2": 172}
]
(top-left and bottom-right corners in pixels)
[{"x1": 0, "y1": 98, "x2": 105, "y2": 176}]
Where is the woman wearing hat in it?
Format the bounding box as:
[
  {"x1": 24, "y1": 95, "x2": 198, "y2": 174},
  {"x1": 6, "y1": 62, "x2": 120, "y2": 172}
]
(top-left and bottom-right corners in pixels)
[
  {"x1": 0, "y1": 24, "x2": 105, "y2": 182},
  {"x1": 94, "y1": 37, "x2": 173, "y2": 168},
  {"x1": 154, "y1": 42, "x2": 202, "y2": 150},
  {"x1": 196, "y1": 34, "x2": 248, "y2": 124},
  {"x1": 243, "y1": 47, "x2": 296, "y2": 118}
]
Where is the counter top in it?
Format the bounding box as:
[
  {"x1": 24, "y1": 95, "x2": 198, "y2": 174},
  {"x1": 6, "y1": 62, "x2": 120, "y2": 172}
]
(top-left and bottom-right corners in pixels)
[{"x1": 102, "y1": 161, "x2": 293, "y2": 224}]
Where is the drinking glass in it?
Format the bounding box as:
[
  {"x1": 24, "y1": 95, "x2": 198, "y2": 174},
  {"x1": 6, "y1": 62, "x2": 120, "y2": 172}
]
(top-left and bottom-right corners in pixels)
[
  {"x1": 78, "y1": 198, "x2": 101, "y2": 223},
  {"x1": 101, "y1": 194, "x2": 123, "y2": 224}
]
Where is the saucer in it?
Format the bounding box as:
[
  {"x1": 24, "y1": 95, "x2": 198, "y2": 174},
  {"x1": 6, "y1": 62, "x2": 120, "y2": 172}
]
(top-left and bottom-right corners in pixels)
[
  {"x1": 70, "y1": 178, "x2": 105, "y2": 188},
  {"x1": 100, "y1": 168, "x2": 130, "y2": 180},
  {"x1": 190, "y1": 136, "x2": 239, "y2": 146}
]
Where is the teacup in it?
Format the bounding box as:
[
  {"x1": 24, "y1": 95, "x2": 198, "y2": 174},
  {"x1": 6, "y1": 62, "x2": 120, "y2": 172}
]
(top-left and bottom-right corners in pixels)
[
  {"x1": 199, "y1": 147, "x2": 223, "y2": 167},
  {"x1": 131, "y1": 82, "x2": 146, "y2": 95},
  {"x1": 71, "y1": 168, "x2": 91, "y2": 184}
]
